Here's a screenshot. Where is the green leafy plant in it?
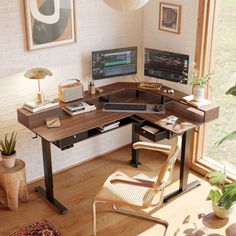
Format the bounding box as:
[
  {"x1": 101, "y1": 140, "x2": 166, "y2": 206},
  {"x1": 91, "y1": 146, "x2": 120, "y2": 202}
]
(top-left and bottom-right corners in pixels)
[
  {"x1": 0, "y1": 131, "x2": 17, "y2": 156},
  {"x1": 206, "y1": 170, "x2": 236, "y2": 209},
  {"x1": 216, "y1": 84, "x2": 236, "y2": 144},
  {"x1": 187, "y1": 72, "x2": 212, "y2": 88},
  {"x1": 182, "y1": 70, "x2": 212, "y2": 88}
]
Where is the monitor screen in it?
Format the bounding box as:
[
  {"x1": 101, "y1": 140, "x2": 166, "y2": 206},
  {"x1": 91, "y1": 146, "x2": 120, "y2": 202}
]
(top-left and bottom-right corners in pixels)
[
  {"x1": 144, "y1": 48, "x2": 189, "y2": 84},
  {"x1": 92, "y1": 46, "x2": 137, "y2": 80}
]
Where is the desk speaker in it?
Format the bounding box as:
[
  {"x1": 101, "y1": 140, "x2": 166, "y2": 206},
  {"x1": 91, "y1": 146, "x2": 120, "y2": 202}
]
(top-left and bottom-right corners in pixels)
[{"x1": 58, "y1": 79, "x2": 83, "y2": 103}]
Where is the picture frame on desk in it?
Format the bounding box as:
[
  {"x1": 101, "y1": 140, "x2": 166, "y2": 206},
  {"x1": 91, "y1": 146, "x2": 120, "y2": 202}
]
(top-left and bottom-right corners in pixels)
[
  {"x1": 159, "y1": 2, "x2": 181, "y2": 34},
  {"x1": 24, "y1": 0, "x2": 76, "y2": 51}
]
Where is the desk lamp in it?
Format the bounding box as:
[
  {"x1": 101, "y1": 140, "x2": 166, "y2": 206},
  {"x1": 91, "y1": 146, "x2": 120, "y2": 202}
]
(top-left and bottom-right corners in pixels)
[
  {"x1": 103, "y1": 0, "x2": 150, "y2": 11},
  {"x1": 24, "y1": 67, "x2": 52, "y2": 103}
]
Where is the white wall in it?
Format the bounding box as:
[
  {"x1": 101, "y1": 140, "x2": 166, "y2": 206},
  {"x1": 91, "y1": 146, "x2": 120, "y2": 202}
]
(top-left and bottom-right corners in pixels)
[
  {"x1": 0, "y1": 0, "x2": 142, "y2": 181},
  {"x1": 143, "y1": 0, "x2": 199, "y2": 93},
  {"x1": 0, "y1": 0, "x2": 198, "y2": 182}
]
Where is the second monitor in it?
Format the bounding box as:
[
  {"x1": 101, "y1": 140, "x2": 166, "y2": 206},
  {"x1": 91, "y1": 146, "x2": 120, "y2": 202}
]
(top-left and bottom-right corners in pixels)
[{"x1": 144, "y1": 48, "x2": 189, "y2": 84}]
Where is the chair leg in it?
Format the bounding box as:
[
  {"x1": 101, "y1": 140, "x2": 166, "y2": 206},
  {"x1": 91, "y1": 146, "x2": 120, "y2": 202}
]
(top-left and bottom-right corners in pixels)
[
  {"x1": 112, "y1": 204, "x2": 169, "y2": 236},
  {"x1": 92, "y1": 201, "x2": 97, "y2": 236}
]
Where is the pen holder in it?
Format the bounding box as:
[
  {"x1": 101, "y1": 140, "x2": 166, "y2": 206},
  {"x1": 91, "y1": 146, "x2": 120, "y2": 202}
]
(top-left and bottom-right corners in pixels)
[{"x1": 88, "y1": 84, "x2": 96, "y2": 95}]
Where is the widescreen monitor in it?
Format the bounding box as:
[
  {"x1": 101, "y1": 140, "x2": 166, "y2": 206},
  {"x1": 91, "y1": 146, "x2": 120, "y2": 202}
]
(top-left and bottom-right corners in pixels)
[
  {"x1": 144, "y1": 48, "x2": 189, "y2": 84},
  {"x1": 92, "y1": 46, "x2": 137, "y2": 80}
]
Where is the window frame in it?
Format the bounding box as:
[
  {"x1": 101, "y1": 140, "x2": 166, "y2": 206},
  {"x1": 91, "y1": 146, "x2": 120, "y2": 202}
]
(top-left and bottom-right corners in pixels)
[{"x1": 190, "y1": 0, "x2": 222, "y2": 176}]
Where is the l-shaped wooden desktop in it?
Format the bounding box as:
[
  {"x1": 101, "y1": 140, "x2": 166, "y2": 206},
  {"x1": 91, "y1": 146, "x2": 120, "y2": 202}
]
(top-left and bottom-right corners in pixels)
[{"x1": 17, "y1": 82, "x2": 219, "y2": 214}]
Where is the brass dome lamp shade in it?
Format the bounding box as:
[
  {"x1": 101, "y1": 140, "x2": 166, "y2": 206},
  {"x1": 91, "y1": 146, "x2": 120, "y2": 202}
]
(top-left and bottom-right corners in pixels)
[
  {"x1": 103, "y1": 0, "x2": 150, "y2": 11},
  {"x1": 24, "y1": 68, "x2": 52, "y2": 103}
]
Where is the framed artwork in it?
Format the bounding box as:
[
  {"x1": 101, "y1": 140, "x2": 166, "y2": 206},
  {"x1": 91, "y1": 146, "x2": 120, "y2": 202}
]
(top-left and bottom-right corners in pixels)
[
  {"x1": 159, "y1": 2, "x2": 181, "y2": 34},
  {"x1": 24, "y1": 0, "x2": 76, "y2": 50}
]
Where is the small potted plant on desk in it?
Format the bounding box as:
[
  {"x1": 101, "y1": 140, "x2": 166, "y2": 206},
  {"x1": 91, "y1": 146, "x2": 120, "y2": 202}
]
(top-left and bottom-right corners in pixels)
[
  {"x1": 186, "y1": 71, "x2": 212, "y2": 102},
  {"x1": 206, "y1": 170, "x2": 236, "y2": 219},
  {"x1": 0, "y1": 131, "x2": 17, "y2": 168}
]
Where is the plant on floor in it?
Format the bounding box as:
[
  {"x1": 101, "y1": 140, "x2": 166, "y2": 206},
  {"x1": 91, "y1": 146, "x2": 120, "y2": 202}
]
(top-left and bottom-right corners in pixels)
[
  {"x1": 206, "y1": 170, "x2": 236, "y2": 210},
  {"x1": 0, "y1": 131, "x2": 16, "y2": 156},
  {"x1": 0, "y1": 131, "x2": 17, "y2": 168}
]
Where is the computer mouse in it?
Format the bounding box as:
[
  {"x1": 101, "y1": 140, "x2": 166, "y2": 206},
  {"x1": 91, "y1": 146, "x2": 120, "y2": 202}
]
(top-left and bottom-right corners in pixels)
[{"x1": 153, "y1": 104, "x2": 162, "y2": 112}]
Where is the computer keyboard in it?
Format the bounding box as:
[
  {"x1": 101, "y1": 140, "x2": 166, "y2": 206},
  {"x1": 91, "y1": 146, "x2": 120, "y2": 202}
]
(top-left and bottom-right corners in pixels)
[{"x1": 104, "y1": 102, "x2": 147, "y2": 111}]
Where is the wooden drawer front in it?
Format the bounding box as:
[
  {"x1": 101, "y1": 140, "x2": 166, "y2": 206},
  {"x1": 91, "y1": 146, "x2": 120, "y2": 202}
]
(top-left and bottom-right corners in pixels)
[
  {"x1": 53, "y1": 132, "x2": 88, "y2": 149},
  {"x1": 135, "y1": 125, "x2": 169, "y2": 142}
]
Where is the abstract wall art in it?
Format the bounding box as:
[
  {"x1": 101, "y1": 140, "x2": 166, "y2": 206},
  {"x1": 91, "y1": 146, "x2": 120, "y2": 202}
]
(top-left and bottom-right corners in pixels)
[
  {"x1": 159, "y1": 2, "x2": 181, "y2": 34},
  {"x1": 24, "y1": 0, "x2": 76, "y2": 50}
]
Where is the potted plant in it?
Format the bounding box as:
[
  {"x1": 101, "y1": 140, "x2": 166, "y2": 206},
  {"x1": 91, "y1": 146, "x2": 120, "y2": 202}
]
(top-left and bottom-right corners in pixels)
[
  {"x1": 206, "y1": 170, "x2": 236, "y2": 218},
  {"x1": 0, "y1": 131, "x2": 17, "y2": 168},
  {"x1": 187, "y1": 71, "x2": 212, "y2": 102}
]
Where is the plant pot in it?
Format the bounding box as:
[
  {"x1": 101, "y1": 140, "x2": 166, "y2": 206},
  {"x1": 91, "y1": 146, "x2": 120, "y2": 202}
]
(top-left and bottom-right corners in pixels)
[
  {"x1": 193, "y1": 86, "x2": 205, "y2": 102},
  {"x1": 212, "y1": 202, "x2": 235, "y2": 219},
  {"x1": 1, "y1": 153, "x2": 16, "y2": 168}
]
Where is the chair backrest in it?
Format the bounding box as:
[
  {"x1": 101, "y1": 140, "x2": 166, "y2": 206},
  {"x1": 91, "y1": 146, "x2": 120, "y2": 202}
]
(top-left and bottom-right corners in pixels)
[{"x1": 155, "y1": 135, "x2": 182, "y2": 187}]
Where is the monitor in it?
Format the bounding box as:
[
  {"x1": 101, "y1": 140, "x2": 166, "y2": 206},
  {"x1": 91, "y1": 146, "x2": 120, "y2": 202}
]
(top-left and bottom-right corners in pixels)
[
  {"x1": 92, "y1": 46, "x2": 137, "y2": 80},
  {"x1": 144, "y1": 48, "x2": 189, "y2": 84}
]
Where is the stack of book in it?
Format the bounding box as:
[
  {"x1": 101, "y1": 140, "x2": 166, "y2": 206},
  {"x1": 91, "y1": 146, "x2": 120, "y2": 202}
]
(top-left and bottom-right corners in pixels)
[
  {"x1": 63, "y1": 101, "x2": 96, "y2": 116},
  {"x1": 182, "y1": 95, "x2": 211, "y2": 108},
  {"x1": 23, "y1": 99, "x2": 59, "y2": 113},
  {"x1": 139, "y1": 81, "x2": 162, "y2": 91},
  {"x1": 97, "y1": 121, "x2": 120, "y2": 132}
]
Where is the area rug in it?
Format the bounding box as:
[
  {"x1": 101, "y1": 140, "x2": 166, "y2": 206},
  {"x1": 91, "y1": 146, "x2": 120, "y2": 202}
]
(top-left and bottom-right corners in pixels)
[{"x1": 9, "y1": 219, "x2": 62, "y2": 236}]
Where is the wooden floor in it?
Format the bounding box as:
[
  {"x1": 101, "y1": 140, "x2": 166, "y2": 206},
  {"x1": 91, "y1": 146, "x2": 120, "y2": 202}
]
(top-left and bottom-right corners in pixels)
[{"x1": 0, "y1": 145, "x2": 235, "y2": 236}]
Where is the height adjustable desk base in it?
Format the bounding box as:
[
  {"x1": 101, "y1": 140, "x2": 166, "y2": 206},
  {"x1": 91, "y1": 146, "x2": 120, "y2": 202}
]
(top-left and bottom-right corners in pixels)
[
  {"x1": 163, "y1": 180, "x2": 201, "y2": 202},
  {"x1": 35, "y1": 186, "x2": 68, "y2": 214},
  {"x1": 130, "y1": 160, "x2": 142, "y2": 168}
]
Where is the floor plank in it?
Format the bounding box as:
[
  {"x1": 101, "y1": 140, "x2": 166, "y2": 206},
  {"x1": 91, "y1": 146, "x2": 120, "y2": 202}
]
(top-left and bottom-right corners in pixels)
[{"x1": 0, "y1": 145, "x2": 235, "y2": 236}]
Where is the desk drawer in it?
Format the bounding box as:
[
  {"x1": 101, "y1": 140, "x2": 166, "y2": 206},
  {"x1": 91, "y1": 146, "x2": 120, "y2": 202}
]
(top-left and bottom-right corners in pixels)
[
  {"x1": 53, "y1": 132, "x2": 88, "y2": 149},
  {"x1": 134, "y1": 123, "x2": 169, "y2": 142}
]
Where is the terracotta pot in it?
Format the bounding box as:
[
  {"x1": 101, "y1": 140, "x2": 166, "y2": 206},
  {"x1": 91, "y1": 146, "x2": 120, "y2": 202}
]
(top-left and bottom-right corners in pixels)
[
  {"x1": 1, "y1": 153, "x2": 16, "y2": 168},
  {"x1": 193, "y1": 86, "x2": 205, "y2": 102},
  {"x1": 212, "y1": 202, "x2": 235, "y2": 219}
]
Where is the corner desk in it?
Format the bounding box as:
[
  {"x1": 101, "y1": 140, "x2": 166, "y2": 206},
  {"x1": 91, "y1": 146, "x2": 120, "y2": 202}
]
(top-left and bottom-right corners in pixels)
[{"x1": 17, "y1": 82, "x2": 219, "y2": 214}]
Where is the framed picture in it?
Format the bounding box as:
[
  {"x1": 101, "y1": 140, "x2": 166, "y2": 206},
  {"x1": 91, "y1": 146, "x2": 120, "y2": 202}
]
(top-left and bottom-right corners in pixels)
[
  {"x1": 159, "y1": 2, "x2": 181, "y2": 34},
  {"x1": 24, "y1": 0, "x2": 76, "y2": 50}
]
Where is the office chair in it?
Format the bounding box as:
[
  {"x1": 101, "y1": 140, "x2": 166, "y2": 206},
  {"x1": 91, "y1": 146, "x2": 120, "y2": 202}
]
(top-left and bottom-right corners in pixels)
[{"x1": 92, "y1": 135, "x2": 182, "y2": 236}]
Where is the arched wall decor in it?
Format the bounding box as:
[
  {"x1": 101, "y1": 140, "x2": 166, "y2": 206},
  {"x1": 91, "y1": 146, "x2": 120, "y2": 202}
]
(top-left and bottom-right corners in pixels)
[{"x1": 103, "y1": 0, "x2": 150, "y2": 11}]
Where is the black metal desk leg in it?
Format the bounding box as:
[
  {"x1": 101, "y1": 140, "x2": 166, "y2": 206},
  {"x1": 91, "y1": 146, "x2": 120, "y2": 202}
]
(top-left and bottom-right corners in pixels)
[
  {"x1": 164, "y1": 131, "x2": 201, "y2": 202},
  {"x1": 180, "y1": 130, "x2": 201, "y2": 192},
  {"x1": 130, "y1": 123, "x2": 141, "y2": 167},
  {"x1": 35, "y1": 138, "x2": 68, "y2": 214}
]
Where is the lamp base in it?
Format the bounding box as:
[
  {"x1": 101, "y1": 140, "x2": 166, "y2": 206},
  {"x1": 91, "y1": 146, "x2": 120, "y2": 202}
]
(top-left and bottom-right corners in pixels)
[{"x1": 36, "y1": 91, "x2": 45, "y2": 103}]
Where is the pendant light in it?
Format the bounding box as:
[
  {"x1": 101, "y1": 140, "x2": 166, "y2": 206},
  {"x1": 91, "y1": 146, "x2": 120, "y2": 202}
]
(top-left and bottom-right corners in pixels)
[{"x1": 103, "y1": 0, "x2": 150, "y2": 11}]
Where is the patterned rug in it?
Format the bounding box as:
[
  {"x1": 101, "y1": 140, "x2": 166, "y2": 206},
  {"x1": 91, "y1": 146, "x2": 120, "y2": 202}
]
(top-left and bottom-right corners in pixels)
[{"x1": 9, "y1": 219, "x2": 62, "y2": 236}]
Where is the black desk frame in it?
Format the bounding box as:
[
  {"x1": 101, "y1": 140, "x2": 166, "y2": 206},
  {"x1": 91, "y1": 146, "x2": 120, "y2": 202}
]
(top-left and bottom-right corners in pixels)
[
  {"x1": 34, "y1": 119, "x2": 200, "y2": 214},
  {"x1": 35, "y1": 138, "x2": 68, "y2": 214},
  {"x1": 131, "y1": 122, "x2": 201, "y2": 202}
]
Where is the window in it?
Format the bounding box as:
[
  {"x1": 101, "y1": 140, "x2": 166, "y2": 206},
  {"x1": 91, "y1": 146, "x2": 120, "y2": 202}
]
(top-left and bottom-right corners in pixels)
[{"x1": 191, "y1": 0, "x2": 236, "y2": 179}]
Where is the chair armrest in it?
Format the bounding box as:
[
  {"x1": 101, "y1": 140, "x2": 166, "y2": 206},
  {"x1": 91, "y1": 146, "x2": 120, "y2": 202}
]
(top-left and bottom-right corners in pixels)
[
  {"x1": 110, "y1": 175, "x2": 155, "y2": 188},
  {"x1": 132, "y1": 141, "x2": 171, "y2": 153},
  {"x1": 153, "y1": 182, "x2": 166, "y2": 191}
]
